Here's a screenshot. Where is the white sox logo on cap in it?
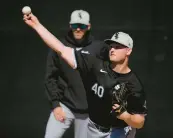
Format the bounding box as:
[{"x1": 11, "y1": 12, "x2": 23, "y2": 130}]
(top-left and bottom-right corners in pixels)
[
  {"x1": 78, "y1": 12, "x2": 82, "y2": 19},
  {"x1": 114, "y1": 32, "x2": 119, "y2": 39}
]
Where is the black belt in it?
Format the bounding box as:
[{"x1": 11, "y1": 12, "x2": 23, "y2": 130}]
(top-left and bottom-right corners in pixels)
[{"x1": 93, "y1": 122, "x2": 111, "y2": 133}]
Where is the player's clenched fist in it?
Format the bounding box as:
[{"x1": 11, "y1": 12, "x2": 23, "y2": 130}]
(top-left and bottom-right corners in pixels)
[
  {"x1": 53, "y1": 106, "x2": 66, "y2": 122},
  {"x1": 23, "y1": 13, "x2": 40, "y2": 29}
]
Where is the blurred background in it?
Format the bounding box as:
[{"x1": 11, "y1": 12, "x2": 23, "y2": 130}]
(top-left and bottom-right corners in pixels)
[{"x1": 0, "y1": 0, "x2": 172, "y2": 138}]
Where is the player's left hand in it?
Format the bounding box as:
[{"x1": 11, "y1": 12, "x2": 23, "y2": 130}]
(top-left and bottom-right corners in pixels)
[{"x1": 112, "y1": 104, "x2": 131, "y2": 121}]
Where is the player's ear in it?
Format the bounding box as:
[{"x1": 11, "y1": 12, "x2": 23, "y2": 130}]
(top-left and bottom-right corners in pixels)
[
  {"x1": 87, "y1": 24, "x2": 91, "y2": 30},
  {"x1": 126, "y1": 48, "x2": 132, "y2": 56}
]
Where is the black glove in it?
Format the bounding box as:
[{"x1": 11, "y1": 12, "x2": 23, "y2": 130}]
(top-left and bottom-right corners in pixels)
[{"x1": 111, "y1": 82, "x2": 131, "y2": 116}]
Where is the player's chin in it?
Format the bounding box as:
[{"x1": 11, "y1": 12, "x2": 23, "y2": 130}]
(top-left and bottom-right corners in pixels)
[
  {"x1": 109, "y1": 56, "x2": 118, "y2": 62},
  {"x1": 74, "y1": 33, "x2": 84, "y2": 39}
]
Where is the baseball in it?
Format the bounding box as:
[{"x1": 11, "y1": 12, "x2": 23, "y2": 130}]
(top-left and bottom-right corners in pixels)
[{"x1": 22, "y1": 6, "x2": 31, "y2": 15}]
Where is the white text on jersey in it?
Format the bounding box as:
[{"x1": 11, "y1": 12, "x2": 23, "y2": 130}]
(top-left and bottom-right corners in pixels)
[{"x1": 81, "y1": 50, "x2": 90, "y2": 54}]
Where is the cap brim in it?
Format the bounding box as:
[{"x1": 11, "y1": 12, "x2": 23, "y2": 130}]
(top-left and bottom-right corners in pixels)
[
  {"x1": 69, "y1": 21, "x2": 89, "y2": 25},
  {"x1": 104, "y1": 39, "x2": 128, "y2": 47},
  {"x1": 104, "y1": 39, "x2": 118, "y2": 45}
]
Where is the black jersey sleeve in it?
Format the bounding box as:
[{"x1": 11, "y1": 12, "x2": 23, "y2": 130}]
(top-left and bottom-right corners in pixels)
[
  {"x1": 73, "y1": 48, "x2": 97, "y2": 74},
  {"x1": 126, "y1": 80, "x2": 147, "y2": 115},
  {"x1": 127, "y1": 90, "x2": 147, "y2": 115}
]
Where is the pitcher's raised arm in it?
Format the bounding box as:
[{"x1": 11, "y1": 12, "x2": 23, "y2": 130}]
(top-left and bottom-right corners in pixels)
[{"x1": 23, "y1": 13, "x2": 75, "y2": 68}]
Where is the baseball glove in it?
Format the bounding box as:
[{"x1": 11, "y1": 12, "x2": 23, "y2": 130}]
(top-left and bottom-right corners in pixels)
[{"x1": 111, "y1": 82, "x2": 132, "y2": 116}]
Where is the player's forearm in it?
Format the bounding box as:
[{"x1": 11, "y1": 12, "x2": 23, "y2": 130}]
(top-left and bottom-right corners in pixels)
[
  {"x1": 34, "y1": 23, "x2": 76, "y2": 68},
  {"x1": 34, "y1": 23, "x2": 64, "y2": 54},
  {"x1": 123, "y1": 112, "x2": 145, "y2": 129}
]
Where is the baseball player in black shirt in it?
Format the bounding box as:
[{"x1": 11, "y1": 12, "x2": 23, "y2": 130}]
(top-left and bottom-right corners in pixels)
[{"x1": 23, "y1": 13, "x2": 147, "y2": 138}]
